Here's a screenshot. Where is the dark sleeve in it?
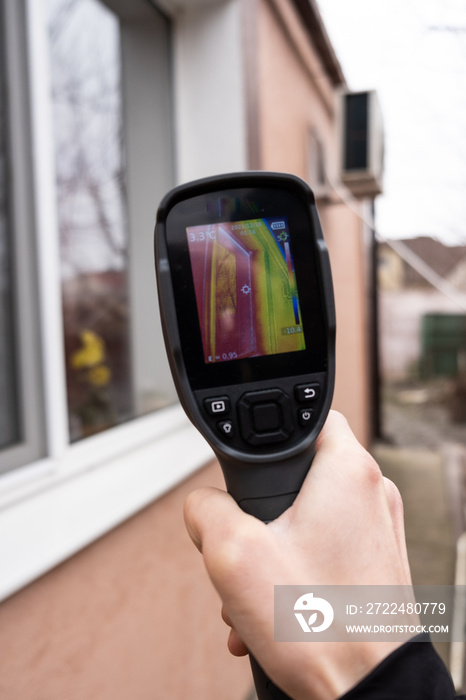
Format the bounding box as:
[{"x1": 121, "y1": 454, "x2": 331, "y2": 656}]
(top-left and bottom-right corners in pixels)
[{"x1": 339, "y1": 634, "x2": 466, "y2": 700}]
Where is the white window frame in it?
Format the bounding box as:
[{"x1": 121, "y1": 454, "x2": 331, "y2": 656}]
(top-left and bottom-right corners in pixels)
[
  {"x1": 0, "y1": 0, "x2": 46, "y2": 473},
  {"x1": 0, "y1": 0, "x2": 247, "y2": 603}
]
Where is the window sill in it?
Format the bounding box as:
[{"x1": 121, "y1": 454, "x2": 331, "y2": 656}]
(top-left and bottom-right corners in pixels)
[{"x1": 0, "y1": 406, "x2": 213, "y2": 602}]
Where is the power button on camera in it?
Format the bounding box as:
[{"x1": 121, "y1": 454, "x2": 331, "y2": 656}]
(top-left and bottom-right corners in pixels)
[{"x1": 298, "y1": 408, "x2": 313, "y2": 426}]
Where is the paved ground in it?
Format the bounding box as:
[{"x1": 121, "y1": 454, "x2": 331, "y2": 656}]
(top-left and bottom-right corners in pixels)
[
  {"x1": 377, "y1": 384, "x2": 466, "y2": 681},
  {"x1": 373, "y1": 443, "x2": 456, "y2": 588},
  {"x1": 382, "y1": 390, "x2": 466, "y2": 451},
  {"x1": 374, "y1": 443, "x2": 457, "y2": 670}
]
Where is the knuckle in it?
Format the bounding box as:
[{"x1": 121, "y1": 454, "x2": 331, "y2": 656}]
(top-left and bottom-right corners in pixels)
[
  {"x1": 363, "y1": 453, "x2": 384, "y2": 487},
  {"x1": 329, "y1": 409, "x2": 350, "y2": 428},
  {"x1": 383, "y1": 477, "x2": 404, "y2": 514},
  {"x1": 342, "y1": 446, "x2": 384, "y2": 490}
]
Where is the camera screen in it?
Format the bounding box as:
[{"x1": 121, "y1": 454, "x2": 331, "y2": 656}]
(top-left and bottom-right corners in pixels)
[{"x1": 186, "y1": 216, "x2": 306, "y2": 364}]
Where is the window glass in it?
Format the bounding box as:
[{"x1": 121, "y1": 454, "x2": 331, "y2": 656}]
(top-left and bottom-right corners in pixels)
[
  {"x1": 46, "y1": 0, "x2": 175, "y2": 441},
  {"x1": 0, "y1": 9, "x2": 20, "y2": 450},
  {"x1": 307, "y1": 129, "x2": 327, "y2": 195}
]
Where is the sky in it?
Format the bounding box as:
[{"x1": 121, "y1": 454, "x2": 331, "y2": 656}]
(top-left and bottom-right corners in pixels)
[{"x1": 317, "y1": 0, "x2": 466, "y2": 245}]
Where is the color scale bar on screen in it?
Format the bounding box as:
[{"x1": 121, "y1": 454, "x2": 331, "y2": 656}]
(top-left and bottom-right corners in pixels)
[{"x1": 284, "y1": 241, "x2": 300, "y2": 325}]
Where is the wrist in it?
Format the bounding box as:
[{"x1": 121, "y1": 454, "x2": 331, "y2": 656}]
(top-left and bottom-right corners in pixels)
[{"x1": 287, "y1": 640, "x2": 404, "y2": 700}]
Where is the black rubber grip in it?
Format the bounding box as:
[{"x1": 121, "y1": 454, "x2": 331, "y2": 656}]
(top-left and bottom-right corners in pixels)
[
  {"x1": 218, "y1": 447, "x2": 317, "y2": 700},
  {"x1": 218, "y1": 445, "x2": 315, "y2": 518},
  {"x1": 238, "y1": 491, "x2": 298, "y2": 522},
  {"x1": 250, "y1": 656, "x2": 293, "y2": 700}
]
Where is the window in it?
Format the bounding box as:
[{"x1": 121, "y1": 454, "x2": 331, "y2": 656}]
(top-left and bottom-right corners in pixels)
[
  {"x1": 46, "y1": 0, "x2": 177, "y2": 441},
  {"x1": 0, "y1": 0, "x2": 46, "y2": 474},
  {"x1": 307, "y1": 127, "x2": 329, "y2": 200},
  {"x1": 0, "y1": 7, "x2": 20, "y2": 452},
  {"x1": 47, "y1": 0, "x2": 134, "y2": 441},
  {"x1": 0, "y1": 0, "x2": 178, "y2": 477}
]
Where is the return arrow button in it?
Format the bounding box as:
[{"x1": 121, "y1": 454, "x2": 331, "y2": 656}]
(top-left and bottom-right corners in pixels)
[{"x1": 295, "y1": 383, "x2": 320, "y2": 402}]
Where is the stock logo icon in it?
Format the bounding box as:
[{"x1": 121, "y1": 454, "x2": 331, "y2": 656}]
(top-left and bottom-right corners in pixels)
[{"x1": 294, "y1": 592, "x2": 334, "y2": 633}]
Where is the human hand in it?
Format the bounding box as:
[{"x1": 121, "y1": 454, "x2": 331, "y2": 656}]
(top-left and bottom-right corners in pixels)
[{"x1": 184, "y1": 411, "x2": 413, "y2": 700}]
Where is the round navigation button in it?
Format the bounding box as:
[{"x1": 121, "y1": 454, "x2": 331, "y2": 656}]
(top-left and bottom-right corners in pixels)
[
  {"x1": 238, "y1": 388, "x2": 293, "y2": 446},
  {"x1": 252, "y1": 402, "x2": 281, "y2": 432}
]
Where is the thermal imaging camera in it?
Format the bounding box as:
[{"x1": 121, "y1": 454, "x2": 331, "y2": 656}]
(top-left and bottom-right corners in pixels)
[{"x1": 154, "y1": 171, "x2": 335, "y2": 523}]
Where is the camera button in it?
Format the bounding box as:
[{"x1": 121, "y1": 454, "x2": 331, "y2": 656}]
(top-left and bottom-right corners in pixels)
[
  {"x1": 298, "y1": 408, "x2": 313, "y2": 426},
  {"x1": 295, "y1": 383, "x2": 320, "y2": 402},
  {"x1": 238, "y1": 389, "x2": 293, "y2": 445},
  {"x1": 218, "y1": 421, "x2": 234, "y2": 438},
  {"x1": 204, "y1": 396, "x2": 230, "y2": 416},
  {"x1": 252, "y1": 402, "x2": 281, "y2": 432}
]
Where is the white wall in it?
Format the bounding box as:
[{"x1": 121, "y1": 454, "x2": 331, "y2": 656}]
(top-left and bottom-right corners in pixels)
[
  {"x1": 379, "y1": 289, "x2": 464, "y2": 380},
  {"x1": 171, "y1": 0, "x2": 248, "y2": 182}
]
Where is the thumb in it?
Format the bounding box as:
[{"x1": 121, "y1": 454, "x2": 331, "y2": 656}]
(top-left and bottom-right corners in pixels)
[{"x1": 184, "y1": 487, "x2": 237, "y2": 552}]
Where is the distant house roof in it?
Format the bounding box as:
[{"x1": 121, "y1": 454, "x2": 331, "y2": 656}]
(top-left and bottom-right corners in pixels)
[
  {"x1": 381, "y1": 236, "x2": 466, "y2": 288},
  {"x1": 292, "y1": 0, "x2": 346, "y2": 86},
  {"x1": 403, "y1": 237, "x2": 466, "y2": 284}
]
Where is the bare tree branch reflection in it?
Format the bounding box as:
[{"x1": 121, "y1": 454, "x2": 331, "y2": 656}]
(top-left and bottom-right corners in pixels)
[{"x1": 46, "y1": 0, "x2": 133, "y2": 440}]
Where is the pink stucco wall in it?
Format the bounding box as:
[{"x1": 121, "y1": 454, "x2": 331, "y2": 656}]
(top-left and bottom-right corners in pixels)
[
  {"x1": 320, "y1": 204, "x2": 371, "y2": 445},
  {"x1": 256, "y1": 0, "x2": 371, "y2": 445},
  {"x1": 0, "y1": 462, "x2": 253, "y2": 700}
]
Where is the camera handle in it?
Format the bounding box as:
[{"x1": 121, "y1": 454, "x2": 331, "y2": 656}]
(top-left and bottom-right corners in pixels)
[{"x1": 218, "y1": 445, "x2": 316, "y2": 700}]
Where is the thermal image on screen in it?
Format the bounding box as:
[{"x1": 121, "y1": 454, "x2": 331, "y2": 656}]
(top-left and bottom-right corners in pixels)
[{"x1": 186, "y1": 217, "x2": 306, "y2": 363}]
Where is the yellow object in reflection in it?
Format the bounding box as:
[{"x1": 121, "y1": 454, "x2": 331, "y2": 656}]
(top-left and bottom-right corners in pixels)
[
  {"x1": 87, "y1": 365, "x2": 111, "y2": 387},
  {"x1": 71, "y1": 329, "x2": 106, "y2": 369}
]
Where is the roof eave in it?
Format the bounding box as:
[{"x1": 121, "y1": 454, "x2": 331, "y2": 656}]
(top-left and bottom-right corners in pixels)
[{"x1": 292, "y1": 0, "x2": 347, "y2": 87}]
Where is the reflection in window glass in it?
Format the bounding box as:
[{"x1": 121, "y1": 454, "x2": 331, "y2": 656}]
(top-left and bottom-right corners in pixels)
[
  {"x1": 0, "y1": 12, "x2": 20, "y2": 450},
  {"x1": 47, "y1": 0, "x2": 134, "y2": 441}
]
